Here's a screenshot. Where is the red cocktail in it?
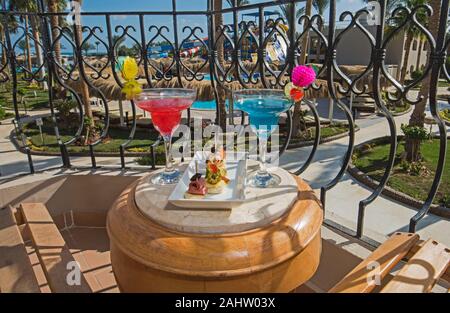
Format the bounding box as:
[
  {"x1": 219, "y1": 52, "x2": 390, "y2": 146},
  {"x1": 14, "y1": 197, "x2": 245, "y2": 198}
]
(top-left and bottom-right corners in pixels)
[{"x1": 135, "y1": 88, "x2": 196, "y2": 185}]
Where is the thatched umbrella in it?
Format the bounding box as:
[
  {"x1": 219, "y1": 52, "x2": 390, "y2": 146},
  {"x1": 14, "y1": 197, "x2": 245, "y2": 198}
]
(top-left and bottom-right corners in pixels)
[{"x1": 66, "y1": 74, "x2": 150, "y2": 125}]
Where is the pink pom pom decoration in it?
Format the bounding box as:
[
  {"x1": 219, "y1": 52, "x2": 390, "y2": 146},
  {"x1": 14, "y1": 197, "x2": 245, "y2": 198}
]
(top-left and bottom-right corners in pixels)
[{"x1": 291, "y1": 65, "x2": 316, "y2": 88}]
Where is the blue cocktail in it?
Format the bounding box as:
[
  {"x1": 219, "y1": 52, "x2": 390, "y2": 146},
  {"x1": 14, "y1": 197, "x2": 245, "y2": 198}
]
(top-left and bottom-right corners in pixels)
[{"x1": 233, "y1": 89, "x2": 293, "y2": 188}]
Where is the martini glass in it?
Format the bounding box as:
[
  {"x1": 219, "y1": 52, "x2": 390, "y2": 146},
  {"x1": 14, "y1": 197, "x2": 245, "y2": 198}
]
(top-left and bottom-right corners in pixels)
[
  {"x1": 135, "y1": 88, "x2": 196, "y2": 185},
  {"x1": 233, "y1": 89, "x2": 293, "y2": 188}
]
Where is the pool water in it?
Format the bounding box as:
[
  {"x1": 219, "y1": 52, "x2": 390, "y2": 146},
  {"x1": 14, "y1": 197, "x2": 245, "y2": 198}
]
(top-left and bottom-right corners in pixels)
[{"x1": 191, "y1": 73, "x2": 260, "y2": 111}]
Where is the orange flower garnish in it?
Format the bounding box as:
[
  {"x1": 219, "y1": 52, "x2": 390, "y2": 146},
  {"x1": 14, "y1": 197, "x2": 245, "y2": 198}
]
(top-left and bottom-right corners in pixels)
[
  {"x1": 284, "y1": 82, "x2": 304, "y2": 102},
  {"x1": 290, "y1": 88, "x2": 304, "y2": 102}
]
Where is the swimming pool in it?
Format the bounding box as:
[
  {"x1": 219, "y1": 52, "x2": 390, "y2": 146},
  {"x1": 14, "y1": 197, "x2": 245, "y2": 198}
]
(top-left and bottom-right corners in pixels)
[
  {"x1": 192, "y1": 99, "x2": 229, "y2": 111},
  {"x1": 191, "y1": 74, "x2": 217, "y2": 110}
]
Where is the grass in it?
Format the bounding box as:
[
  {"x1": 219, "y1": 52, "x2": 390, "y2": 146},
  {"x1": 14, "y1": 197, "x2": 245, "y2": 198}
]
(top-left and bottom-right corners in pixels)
[
  {"x1": 0, "y1": 79, "x2": 49, "y2": 111},
  {"x1": 289, "y1": 123, "x2": 349, "y2": 143},
  {"x1": 353, "y1": 138, "x2": 449, "y2": 206},
  {"x1": 23, "y1": 117, "x2": 165, "y2": 158},
  {"x1": 390, "y1": 103, "x2": 411, "y2": 114},
  {"x1": 0, "y1": 110, "x2": 15, "y2": 120}
]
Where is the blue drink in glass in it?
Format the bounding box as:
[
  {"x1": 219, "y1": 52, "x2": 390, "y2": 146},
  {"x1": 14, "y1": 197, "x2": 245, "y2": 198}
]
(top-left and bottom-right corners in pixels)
[{"x1": 233, "y1": 89, "x2": 293, "y2": 188}]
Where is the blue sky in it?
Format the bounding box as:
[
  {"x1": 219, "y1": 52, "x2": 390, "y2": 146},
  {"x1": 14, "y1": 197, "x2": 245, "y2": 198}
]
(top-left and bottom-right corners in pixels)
[
  {"x1": 10, "y1": 0, "x2": 368, "y2": 54},
  {"x1": 67, "y1": 0, "x2": 366, "y2": 52}
]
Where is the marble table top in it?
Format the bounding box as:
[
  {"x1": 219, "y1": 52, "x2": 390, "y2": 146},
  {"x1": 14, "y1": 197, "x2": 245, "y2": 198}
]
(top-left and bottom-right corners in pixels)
[{"x1": 134, "y1": 161, "x2": 299, "y2": 234}]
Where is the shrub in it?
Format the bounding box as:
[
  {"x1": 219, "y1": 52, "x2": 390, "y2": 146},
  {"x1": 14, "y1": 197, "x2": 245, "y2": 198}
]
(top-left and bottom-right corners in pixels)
[
  {"x1": 0, "y1": 105, "x2": 5, "y2": 120},
  {"x1": 54, "y1": 99, "x2": 77, "y2": 120},
  {"x1": 399, "y1": 160, "x2": 429, "y2": 177},
  {"x1": 441, "y1": 194, "x2": 450, "y2": 208},
  {"x1": 401, "y1": 124, "x2": 428, "y2": 140},
  {"x1": 439, "y1": 109, "x2": 450, "y2": 122},
  {"x1": 410, "y1": 69, "x2": 423, "y2": 81},
  {"x1": 401, "y1": 124, "x2": 429, "y2": 162}
]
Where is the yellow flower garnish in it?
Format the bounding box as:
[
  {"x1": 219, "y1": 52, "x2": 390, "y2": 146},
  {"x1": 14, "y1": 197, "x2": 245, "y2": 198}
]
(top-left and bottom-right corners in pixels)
[
  {"x1": 120, "y1": 56, "x2": 142, "y2": 100},
  {"x1": 121, "y1": 56, "x2": 139, "y2": 81},
  {"x1": 122, "y1": 80, "x2": 142, "y2": 100}
]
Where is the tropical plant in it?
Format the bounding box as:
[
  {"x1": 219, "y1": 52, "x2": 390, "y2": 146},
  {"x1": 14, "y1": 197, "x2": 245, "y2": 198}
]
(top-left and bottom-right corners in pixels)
[
  {"x1": 406, "y1": 0, "x2": 442, "y2": 160},
  {"x1": 213, "y1": 0, "x2": 227, "y2": 129},
  {"x1": 47, "y1": 0, "x2": 67, "y2": 66},
  {"x1": 72, "y1": 0, "x2": 93, "y2": 130},
  {"x1": 54, "y1": 99, "x2": 77, "y2": 123},
  {"x1": 8, "y1": 0, "x2": 47, "y2": 82},
  {"x1": 81, "y1": 41, "x2": 94, "y2": 55},
  {"x1": 279, "y1": 3, "x2": 305, "y2": 22},
  {"x1": 225, "y1": 0, "x2": 248, "y2": 7},
  {"x1": 401, "y1": 123, "x2": 428, "y2": 162},
  {"x1": 386, "y1": 0, "x2": 428, "y2": 84}
]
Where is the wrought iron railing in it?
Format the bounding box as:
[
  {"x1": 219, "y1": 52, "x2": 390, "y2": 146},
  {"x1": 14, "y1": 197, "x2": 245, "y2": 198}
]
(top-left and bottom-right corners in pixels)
[{"x1": 0, "y1": 0, "x2": 448, "y2": 241}]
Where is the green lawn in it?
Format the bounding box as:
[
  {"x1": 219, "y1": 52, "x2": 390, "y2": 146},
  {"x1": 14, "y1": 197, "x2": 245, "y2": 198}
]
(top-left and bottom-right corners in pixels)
[
  {"x1": 353, "y1": 139, "x2": 449, "y2": 206},
  {"x1": 0, "y1": 110, "x2": 15, "y2": 120},
  {"x1": 390, "y1": 103, "x2": 411, "y2": 114},
  {"x1": 24, "y1": 121, "x2": 164, "y2": 154},
  {"x1": 0, "y1": 79, "x2": 49, "y2": 111},
  {"x1": 289, "y1": 123, "x2": 350, "y2": 143}
]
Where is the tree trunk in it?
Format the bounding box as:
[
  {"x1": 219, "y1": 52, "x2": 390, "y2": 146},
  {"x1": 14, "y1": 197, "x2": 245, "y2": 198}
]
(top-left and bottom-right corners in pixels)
[
  {"x1": 30, "y1": 16, "x2": 46, "y2": 84},
  {"x1": 299, "y1": 0, "x2": 312, "y2": 64},
  {"x1": 213, "y1": 0, "x2": 226, "y2": 130},
  {"x1": 48, "y1": 0, "x2": 61, "y2": 65},
  {"x1": 400, "y1": 33, "x2": 414, "y2": 84},
  {"x1": 406, "y1": 0, "x2": 442, "y2": 161},
  {"x1": 292, "y1": 0, "x2": 312, "y2": 138},
  {"x1": 416, "y1": 37, "x2": 423, "y2": 70},
  {"x1": 0, "y1": 28, "x2": 6, "y2": 68},
  {"x1": 74, "y1": 28, "x2": 93, "y2": 128},
  {"x1": 24, "y1": 15, "x2": 33, "y2": 78},
  {"x1": 315, "y1": 15, "x2": 324, "y2": 63}
]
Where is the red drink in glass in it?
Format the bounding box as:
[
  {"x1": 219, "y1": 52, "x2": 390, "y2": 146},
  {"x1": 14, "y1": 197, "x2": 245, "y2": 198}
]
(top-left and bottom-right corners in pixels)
[
  {"x1": 136, "y1": 98, "x2": 192, "y2": 136},
  {"x1": 135, "y1": 88, "x2": 196, "y2": 185}
]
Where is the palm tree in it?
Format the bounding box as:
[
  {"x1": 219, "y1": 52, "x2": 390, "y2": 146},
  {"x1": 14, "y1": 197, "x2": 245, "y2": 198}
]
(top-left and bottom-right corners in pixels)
[
  {"x1": 47, "y1": 0, "x2": 66, "y2": 66},
  {"x1": 311, "y1": 0, "x2": 331, "y2": 62},
  {"x1": 405, "y1": 0, "x2": 442, "y2": 161},
  {"x1": 6, "y1": 1, "x2": 36, "y2": 77},
  {"x1": 72, "y1": 0, "x2": 93, "y2": 131},
  {"x1": 225, "y1": 0, "x2": 248, "y2": 7},
  {"x1": 81, "y1": 41, "x2": 94, "y2": 56},
  {"x1": 292, "y1": 0, "x2": 313, "y2": 137},
  {"x1": 387, "y1": 0, "x2": 428, "y2": 84},
  {"x1": 279, "y1": 3, "x2": 306, "y2": 23},
  {"x1": 95, "y1": 40, "x2": 100, "y2": 55},
  {"x1": 213, "y1": 0, "x2": 227, "y2": 129}
]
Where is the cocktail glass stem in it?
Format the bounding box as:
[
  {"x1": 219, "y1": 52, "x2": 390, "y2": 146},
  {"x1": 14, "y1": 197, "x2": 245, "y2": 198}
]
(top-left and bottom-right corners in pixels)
[
  {"x1": 258, "y1": 137, "x2": 268, "y2": 175},
  {"x1": 163, "y1": 135, "x2": 174, "y2": 174}
]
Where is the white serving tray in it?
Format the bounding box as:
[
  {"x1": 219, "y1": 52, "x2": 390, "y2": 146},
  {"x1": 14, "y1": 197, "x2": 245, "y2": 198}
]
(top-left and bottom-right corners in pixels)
[{"x1": 168, "y1": 152, "x2": 247, "y2": 209}]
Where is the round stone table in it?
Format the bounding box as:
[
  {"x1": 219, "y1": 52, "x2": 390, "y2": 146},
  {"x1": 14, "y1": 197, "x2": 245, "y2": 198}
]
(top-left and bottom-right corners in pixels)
[{"x1": 107, "y1": 166, "x2": 323, "y2": 292}]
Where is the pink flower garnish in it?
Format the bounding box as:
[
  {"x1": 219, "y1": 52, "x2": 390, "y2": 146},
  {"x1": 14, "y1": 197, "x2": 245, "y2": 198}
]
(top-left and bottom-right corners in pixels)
[{"x1": 291, "y1": 65, "x2": 316, "y2": 88}]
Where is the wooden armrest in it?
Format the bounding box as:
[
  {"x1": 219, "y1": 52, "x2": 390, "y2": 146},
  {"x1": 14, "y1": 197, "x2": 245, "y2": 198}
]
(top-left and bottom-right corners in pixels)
[
  {"x1": 329, "y1": 232, "x2": 419, "y2": 293},
  {"x1": 381, "y1": 239, "x2": 450, "y2": 293},
  {"x1": 0, "y1": 206, "x2": 40, "y2": 293}
]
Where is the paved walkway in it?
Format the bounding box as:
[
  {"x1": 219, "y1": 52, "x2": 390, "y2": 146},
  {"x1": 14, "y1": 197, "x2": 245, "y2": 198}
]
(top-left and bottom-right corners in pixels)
[{"x1": 1, "y1": 97, "x2": 449, "y2": 246}]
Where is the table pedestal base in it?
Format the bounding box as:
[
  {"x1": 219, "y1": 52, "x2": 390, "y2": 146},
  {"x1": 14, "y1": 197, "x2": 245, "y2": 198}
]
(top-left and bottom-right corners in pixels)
[{"x1": 107, "y1": 175, "x2": 323, "y2": 293}]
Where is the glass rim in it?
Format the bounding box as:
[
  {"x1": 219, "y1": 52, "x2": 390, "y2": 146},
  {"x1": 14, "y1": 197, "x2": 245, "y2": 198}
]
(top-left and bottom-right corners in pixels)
[
  {"x1": 232, "y1": 88, "x2": 287, "y2": 97},
  {"x1": 135, "y1": 88, "x2": 197, "y2": 99}
]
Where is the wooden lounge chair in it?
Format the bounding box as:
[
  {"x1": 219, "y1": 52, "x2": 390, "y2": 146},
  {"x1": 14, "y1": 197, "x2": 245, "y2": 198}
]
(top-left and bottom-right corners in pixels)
[{"x1": 329, "y1": 232, "x2": 450, "y2": 293}]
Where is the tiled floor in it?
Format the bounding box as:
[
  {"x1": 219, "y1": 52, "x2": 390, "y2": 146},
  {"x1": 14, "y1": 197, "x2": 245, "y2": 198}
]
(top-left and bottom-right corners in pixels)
[
  {"x1": 61, "y1": 227, "x2": 119, "y2": 293},
  {"x1": 61, "y1": 227, "x2": 119, "y2": 292},
  {"x1": 25, "y1": 226, "x2": 118, "y2": 293}
]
